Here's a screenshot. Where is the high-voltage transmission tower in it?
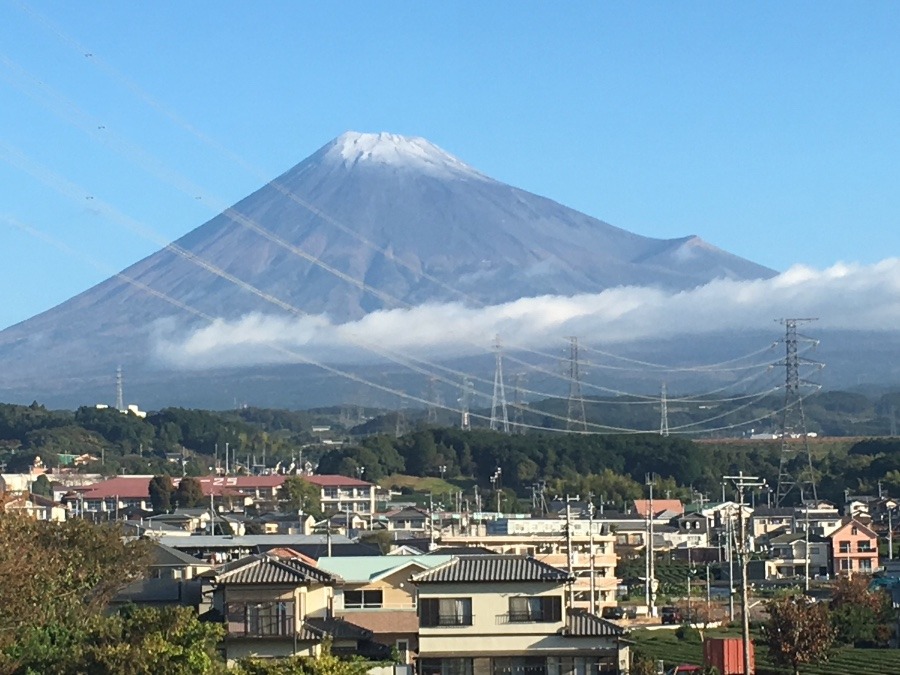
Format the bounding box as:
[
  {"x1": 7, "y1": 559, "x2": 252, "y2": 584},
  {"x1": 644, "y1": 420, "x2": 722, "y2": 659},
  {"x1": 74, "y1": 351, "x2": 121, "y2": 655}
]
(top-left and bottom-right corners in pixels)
[
  {"x1": 565, "y1": 337, "x2": 587, "y2": 432},
  {"x1": 115, "y1": 365, "x2": 124, "y2": 411},
  {"x1": 425, "y1": 376, "x2": 441, "y2": 424},
  {"x1": 775, "y1": 318, "x2": 823, "y2": 506},
  {"x1": 659, "y1": 382, "x2": 670, "y2": 436},
  {"x1": 490, "y1": 336, "x2": 510, "y2": 432},
  {"x1": 459, "y1": 377, "x2": 474, "y2": 430},
  {"x1": 511, "y1": 373, "x2": 526, "y2": 434}
]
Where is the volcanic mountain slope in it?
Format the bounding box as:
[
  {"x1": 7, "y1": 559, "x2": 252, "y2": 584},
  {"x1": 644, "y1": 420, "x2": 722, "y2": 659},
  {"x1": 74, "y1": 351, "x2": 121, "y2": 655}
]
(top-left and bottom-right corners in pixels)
[{"x1": 0, "y1": 131, "x2": 775, "y2": 399}]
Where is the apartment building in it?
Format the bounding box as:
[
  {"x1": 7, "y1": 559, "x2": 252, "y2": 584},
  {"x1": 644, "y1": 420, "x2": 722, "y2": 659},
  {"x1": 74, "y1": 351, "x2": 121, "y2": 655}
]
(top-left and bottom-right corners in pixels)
[
  {"x1": 304, "y1": 475, "x2": 376, "y2": 514},
  {"x1": 440, "y1": 521, "x2": 619, "y2": 611},
  {"x1": 830, "y1": 518, "x2": 879, "y2": 575}
]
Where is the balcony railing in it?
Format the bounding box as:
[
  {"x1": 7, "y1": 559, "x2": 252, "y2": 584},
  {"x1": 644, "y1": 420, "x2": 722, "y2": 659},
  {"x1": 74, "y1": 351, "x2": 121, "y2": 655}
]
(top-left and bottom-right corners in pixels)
[
  {"x1": 496, "y1": 612, "x2": 551, "y2": 624},
  {"x1": 227, "y1": 615, "x2": 294, "y2": 638},
  {"x1": 434, "y1": 614, "x2": 473, "y2": 626}
]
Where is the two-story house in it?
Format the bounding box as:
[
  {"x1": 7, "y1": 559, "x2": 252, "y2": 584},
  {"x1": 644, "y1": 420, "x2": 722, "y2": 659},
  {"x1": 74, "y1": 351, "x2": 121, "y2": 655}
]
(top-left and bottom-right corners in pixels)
[
  {"x1": 412, "y1": 555, "x2": 629, "y2": 675},
  {"x1": 317, "y1": 554, "x2": 455, "y2": 664},
  {"x1": 830, "y1": 518, "x2": 879, "y2": 575},
  {"x1": 767, "y1": 531, "x2": 830, "y2": 580}
]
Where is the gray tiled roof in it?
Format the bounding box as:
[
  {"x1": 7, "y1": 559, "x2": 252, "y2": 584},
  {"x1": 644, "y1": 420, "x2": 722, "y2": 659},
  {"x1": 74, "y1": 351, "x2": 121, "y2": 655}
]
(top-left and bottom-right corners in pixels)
[
  {"x1": 564, "y1": 609, "x2": 626, "y2": 637},
  {"x1": 411, "y1": 555, "x2": 571, "y2": 584},
  {"x1": 212, "y1": 554, "x2": 336, "y2": 585}
]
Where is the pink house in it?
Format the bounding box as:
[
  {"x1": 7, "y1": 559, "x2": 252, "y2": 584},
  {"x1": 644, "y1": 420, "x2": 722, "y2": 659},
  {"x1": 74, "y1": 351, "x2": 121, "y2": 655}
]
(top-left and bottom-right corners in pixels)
[{"x1": 829, "y1": 518, "x2": 879, "y2": 575}]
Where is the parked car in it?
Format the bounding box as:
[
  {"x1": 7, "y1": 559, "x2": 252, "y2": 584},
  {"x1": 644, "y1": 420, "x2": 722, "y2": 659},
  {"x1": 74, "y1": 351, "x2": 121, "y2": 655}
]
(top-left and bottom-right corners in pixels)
[
  {"x1": 601, "y1": 606, "x2": 625, "y2": 620},
  {"x1": 665, "y1": 666, "x2": 702, "y2": 675},
  {"x1": 660, "y1": 605, "x2": 682, "y2": 624}
]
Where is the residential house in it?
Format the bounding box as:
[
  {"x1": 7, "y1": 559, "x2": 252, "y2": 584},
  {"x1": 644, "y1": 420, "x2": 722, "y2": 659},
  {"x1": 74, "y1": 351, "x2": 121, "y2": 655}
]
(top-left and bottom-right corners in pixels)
[
  {"x1": 3, "y1": 493, "x2": 67, "y2": 521},
  {"x1": 411, "y1": 555, "x2": 629, "y2": 675},
  {"x1": 767, "y1": 531, "x2": 830, "y2": 580},
  {"x1": 317, "y1": 555, "x2": 454, "y2": 664},
  {"x1": 112, "y1": 542, "x2": 213, "y2": 610},
  {"x1": 830, "y1": 518, "x2": 879, "y2": 575}
]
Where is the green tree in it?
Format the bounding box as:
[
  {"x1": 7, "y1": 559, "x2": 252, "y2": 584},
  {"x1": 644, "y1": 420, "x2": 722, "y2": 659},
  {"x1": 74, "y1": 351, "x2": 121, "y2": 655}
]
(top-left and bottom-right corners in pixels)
[
  {"x1": 149, "y1": 475, "x2": 175, "y2": 513},
  {"x1": 278, "y1": 476, "x2": 322, "y2": 518},
  {"x1": 0, "y1": 515, "x2": 149, "y2": 669},
  {"x1": 829, "y1": 573, "x2": 893, "y2": 646},
  {"x1": 174, "y1": 477, "x2": 206, "y2": 508},
  {"x1": 234, "y1": 639, "x2": 369, "y2": 675},
  {"x1": 31, "y1": 473, "x2": 53, "y2": 498},
  {"x1": 762, "y1": 596, "x2": 835, "y2": 675}
]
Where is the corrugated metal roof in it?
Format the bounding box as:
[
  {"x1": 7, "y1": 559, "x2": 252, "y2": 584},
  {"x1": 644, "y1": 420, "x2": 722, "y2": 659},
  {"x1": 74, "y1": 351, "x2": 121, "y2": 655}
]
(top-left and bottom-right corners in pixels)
[
  {"x1": 564, "y1": 609, "x2": 625, "y2": 637},
  {"x1": 410, "y1": 555, "x2": 571, "y2": 584},
  {"x1": 213, "y1": 555, "x2": 336, "y2": 585}
]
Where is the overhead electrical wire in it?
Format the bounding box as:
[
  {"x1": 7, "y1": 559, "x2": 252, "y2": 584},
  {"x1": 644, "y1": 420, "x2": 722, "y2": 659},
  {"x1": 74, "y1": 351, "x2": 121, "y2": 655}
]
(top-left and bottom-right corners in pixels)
[{"x1": 0, "y1": 16, "x2": 817, "y2": 433}]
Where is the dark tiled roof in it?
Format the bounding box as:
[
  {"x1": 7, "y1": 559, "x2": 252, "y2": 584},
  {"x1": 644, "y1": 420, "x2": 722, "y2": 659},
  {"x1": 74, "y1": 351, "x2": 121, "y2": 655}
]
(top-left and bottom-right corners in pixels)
[
  {"x1": 212, "y1": 554, "x2": 336, "y2": 585},
  {"x1": 411, "y1": 555, "x2": 571, "y2": 584},
  {"x1": 751, "y1": 507, "x2": 795, "y2": 517},
  {"x1": 305, "y1": 617, "x2": 372, "y2": 641},
  {"x1": 564, "y1": 609, "x2": 626, "y2": 637}
]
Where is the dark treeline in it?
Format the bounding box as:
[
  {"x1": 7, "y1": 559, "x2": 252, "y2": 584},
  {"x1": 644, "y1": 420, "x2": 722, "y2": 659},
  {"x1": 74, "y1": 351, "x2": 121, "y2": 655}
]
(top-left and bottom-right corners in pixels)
[{"x1": 3, "y1": 399, "x2": 900, "y2": 505}]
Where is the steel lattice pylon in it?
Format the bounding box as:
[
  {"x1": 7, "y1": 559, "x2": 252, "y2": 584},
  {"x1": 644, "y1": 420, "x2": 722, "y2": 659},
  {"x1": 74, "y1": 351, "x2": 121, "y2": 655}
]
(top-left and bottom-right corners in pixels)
[{"x1": 775, "y1": 318, "x2": 822, "y2": 506}]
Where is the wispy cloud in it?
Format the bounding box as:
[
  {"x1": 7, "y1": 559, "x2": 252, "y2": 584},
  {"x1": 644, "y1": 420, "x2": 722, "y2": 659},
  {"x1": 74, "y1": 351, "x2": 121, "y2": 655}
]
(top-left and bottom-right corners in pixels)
[{"x1": 152, "y1": 259, "x2": 900, "y2": 370}]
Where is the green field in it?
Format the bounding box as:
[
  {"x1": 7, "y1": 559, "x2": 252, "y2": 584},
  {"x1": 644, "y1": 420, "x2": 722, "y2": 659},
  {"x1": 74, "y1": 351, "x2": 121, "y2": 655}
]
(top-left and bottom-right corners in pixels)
[{"x1": 631, "y1": 627, "x2": 900, "y2": 675}]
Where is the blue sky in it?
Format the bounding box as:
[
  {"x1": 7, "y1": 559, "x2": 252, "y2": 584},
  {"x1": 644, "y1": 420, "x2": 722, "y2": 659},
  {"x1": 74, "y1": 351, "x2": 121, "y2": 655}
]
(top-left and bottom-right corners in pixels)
[{"x1": 1, "y1": 1, "x2": 899, "y2": 331}]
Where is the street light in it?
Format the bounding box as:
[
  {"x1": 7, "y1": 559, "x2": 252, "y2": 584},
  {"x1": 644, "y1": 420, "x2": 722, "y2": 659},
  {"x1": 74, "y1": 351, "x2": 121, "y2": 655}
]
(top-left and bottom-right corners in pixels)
[{"x1": 439, "y1": 465, "x2": 447, "y2": 480}]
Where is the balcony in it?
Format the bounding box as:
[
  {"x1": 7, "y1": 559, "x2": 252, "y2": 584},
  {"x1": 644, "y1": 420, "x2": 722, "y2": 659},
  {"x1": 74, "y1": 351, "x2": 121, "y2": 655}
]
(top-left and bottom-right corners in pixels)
[{"x1": 226, "y1": 601, "x2": 294, "y2": 638}]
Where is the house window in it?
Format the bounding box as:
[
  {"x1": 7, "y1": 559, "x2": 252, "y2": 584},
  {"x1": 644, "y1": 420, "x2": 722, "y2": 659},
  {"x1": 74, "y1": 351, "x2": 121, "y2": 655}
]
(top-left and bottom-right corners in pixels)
[
  {"x1": 507, "y1": 596, "x2": 562, "y2": 623},
  {"x1": 226, "y1": 601, "x2": 294, "y2": 637},
  {"x1": 323, "y1": 488, "x2": 338, "y2": 499},
  {"x1": 492, "y1": 657, "x2": 548, "y2": 675},
  {"x1": 420, "y1": 659, "x2": 473, "y2": 675},
  {"x1": 344, "y1": 589, "x2": 383, "y2": 609},
  {"x1": 419, "y1": 598, "x2": 473, "y2": 626},
  {"x1": 547, "y1": 656, "x2": 617, "y2": 675},
  {"x1": 857, "y1": 541, "x2": 873, "y2": 553},
  {"x1": 840, "y1": 559, "x2": 852, "y2": 571},
  {"x1": 839, "y1": 541, "x2": 851, "y2": 553},
  {"x1": 851, "y1": 527, "x2": 858, "y2": 535},
  {"x1": 860, "y1": 559, "x2": 873, "y2": 572}
]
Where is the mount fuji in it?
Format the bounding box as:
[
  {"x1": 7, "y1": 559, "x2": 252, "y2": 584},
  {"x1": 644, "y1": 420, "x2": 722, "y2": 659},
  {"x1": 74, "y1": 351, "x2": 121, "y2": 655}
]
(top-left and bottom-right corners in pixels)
[{"x1": 0, "y1": 131, "x2": 778, "y2": 408}]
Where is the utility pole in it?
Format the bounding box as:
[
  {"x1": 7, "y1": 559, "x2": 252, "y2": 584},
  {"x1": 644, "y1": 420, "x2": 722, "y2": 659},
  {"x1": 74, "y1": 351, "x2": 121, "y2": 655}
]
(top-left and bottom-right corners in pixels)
[
  {"x1": 565, "y1": 499, "x2": 575, "y2": 610},
  {"x1": 645, "y1": 474, "x2": 656, "y2": 615},
  {"x1": 565, "y1": 337, "x2": 588, "y2": 432},
  {"x1": 775, "y1": 318, "x2": 822, "y2": 506},
  {"x1": 588, "y1": 495, "x2": 597, "y2": 615},
  {"x1": 726, "y1": 472, "x2": 766, "y2": 675},
  {"x1": 490, "y1": 336, "x2": 510, "y2": 432}
]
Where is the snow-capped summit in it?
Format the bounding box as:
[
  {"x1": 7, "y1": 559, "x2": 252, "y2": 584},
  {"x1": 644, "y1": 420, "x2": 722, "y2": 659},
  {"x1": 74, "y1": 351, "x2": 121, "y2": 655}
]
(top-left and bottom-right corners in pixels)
[{"x1": 322, "y1": 131, "x2": 487, "y2": 180}]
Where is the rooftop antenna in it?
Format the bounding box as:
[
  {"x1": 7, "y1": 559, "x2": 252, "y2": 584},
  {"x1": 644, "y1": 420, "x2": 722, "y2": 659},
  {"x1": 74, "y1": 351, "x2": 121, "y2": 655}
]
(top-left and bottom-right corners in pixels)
[
  {"x1": 115, "y1": 365, "x2": 124, "y2": 411},
  {"x1": 490, "y1": 336, "x2": 510, "y2": 432},
  {"x1": 565, "y1": 337, "x2": 587, "y2": 432},
  {"x1": 774, "y1": 318, "x2": 822, "y2": 506}
]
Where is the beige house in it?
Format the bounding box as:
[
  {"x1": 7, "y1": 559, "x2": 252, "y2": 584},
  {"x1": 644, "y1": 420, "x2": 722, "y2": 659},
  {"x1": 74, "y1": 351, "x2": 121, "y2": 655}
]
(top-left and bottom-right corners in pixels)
[
  {"x1": 206, "y1": 552, "x2": 390, "y2": 663},
  {"x1": 318, "y1": 555, "x2": 456, "y2": 664},
  {"x1": 412, "y1": 555, "x2": 629, "y2": 675}
]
